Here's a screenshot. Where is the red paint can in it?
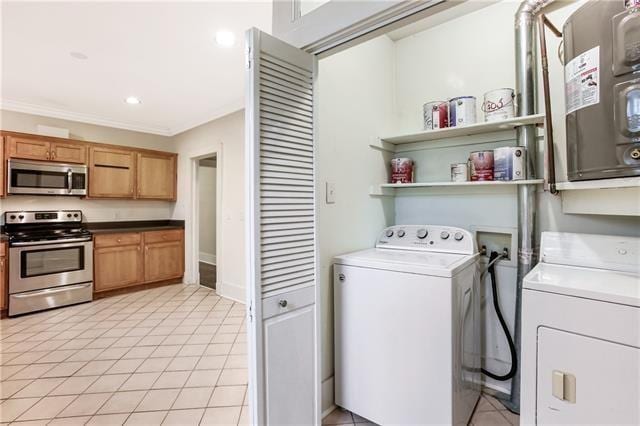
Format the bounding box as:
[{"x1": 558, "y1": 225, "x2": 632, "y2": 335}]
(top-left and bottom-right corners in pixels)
[
  {"x1": 469, "y1": 151, "x2": 494, "y2": 181},
  {"x1": 390, "y1": 158, "x2": 414, "y2": 184},
  {"x1": 431, "y1": 101, "x2": 449, "y2": 129}
]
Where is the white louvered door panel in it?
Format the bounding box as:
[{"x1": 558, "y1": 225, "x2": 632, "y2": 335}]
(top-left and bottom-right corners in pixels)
[{"x1": 245, "y1": 28, "x2": 320, "y2": 426}]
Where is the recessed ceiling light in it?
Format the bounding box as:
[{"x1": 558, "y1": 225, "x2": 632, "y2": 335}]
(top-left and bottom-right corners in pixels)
[
  {"x1": 215, "y1": 30, "x2": 236, "y2": 48},
  {"x1": 70, "y1": 51, "x2": 88, "y2": 60},
  {"x1": 125, "y1": 96, "x2": 142, "y2": 105}
]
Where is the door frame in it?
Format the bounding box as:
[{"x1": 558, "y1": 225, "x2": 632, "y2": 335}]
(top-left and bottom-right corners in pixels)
[{"x1": 189, "y1": 148, "x2": 223, "y2": 292}]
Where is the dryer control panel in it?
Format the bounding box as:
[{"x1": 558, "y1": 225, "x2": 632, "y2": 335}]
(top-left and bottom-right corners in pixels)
[{"x1": 376, "y1": 225, "x2": 476, "y2": 255}]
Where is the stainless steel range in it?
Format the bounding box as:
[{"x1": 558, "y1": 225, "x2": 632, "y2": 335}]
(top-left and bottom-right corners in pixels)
[{"x1": 4, "y1": 210, "x2": 93, "y2": 316}]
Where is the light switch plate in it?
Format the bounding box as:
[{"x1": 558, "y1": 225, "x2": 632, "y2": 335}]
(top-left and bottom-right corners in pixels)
[{"x1": 326, "y1": 182, "x2": 336, "y2": 204}]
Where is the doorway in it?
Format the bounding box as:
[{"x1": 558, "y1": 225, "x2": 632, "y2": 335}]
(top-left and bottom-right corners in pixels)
[{"x1": 197, "y1": 155, "x2": 218, "y2": 289}]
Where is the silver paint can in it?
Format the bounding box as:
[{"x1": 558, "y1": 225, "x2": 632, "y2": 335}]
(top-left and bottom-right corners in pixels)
[
  {"x1": 482, "y1": 88, "x2": 515, "y2": 122},
  {"x1": 493, "y1": 146, "x2": 526, "y2": 181},
  {"x1": 450, "y1": 163, "x2": 469, "y2": 182},
  {"x1": 449, "y1": 96, "x2": 477, "y2": 127},
  {"x1": 423, "y1": 101, "x2": 441, "y2": 130},
  {"x1": 469, "y1": 151, "x2": 494, "y2": 181}
]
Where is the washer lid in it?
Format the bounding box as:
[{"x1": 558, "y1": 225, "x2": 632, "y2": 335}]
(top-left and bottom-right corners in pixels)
[
  {"x1": 524, "y1": 263, "x2": 640, "y2": 307},
  {"x1": 333, "y1": 248, "x2": 477, "y2": 277}
]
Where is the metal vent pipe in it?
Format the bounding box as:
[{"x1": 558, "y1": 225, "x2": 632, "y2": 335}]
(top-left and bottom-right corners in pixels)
[{"x1": 507, "y1": 0, "x2": 555, "y2": 414}]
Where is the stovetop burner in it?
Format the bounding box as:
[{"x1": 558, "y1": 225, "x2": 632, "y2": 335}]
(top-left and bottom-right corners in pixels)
[{"x1": 4, "y1": 210, "x2": 92, "y2": 245}]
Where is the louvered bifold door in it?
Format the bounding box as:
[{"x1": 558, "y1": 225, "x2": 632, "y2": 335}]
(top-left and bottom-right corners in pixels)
[{"x1": 245, "y1": 28, "x2": 319, "y2": 426}]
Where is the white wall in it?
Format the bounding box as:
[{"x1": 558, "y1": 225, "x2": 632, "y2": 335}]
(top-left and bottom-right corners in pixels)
[
  {"x1": 0, "y1": 109, "x2": 176, "y2": 221},
  {"x1": 391, "y1": 0, "x2": 640, "y2": 394},
  {"x1": 171, "y1": 110, "x2": 244, "y2": 303},
  {"x1": 198, "y1": 162, "x2": 217, "y2": 264},
  {"x1": 317, "y1": 35, "x2": 396, "y2": 396}
]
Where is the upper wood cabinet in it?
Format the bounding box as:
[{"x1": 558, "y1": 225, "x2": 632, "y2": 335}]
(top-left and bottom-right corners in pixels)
[
  {"x1": 6, "y1": 135, "x2": 86, "y2": 164},
  {"x1": 51, "y1": 141, "x2": 87, "y2": 164},
  {"x1": 137, "y1": 152, "x2": 177, "y2": 201},
  {"x1": 6, "y1": 135, "x2": 51, "y2": 161},
  {"x1": 89, "y1": 146, "x2": 136, "y2": 198}
]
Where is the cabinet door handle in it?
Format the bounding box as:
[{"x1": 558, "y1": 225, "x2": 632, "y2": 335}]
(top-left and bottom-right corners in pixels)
[
  {"x1": 45, "y1": 151, "x2": 50, "y2": 160},
  {"x1": 51, "y1": 151, "x2": 56, "y2": 160}
]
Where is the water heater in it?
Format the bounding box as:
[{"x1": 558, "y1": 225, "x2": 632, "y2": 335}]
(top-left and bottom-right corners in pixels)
[{"x1": 564, "y1": 0, "x2": 640, "y2": 181}]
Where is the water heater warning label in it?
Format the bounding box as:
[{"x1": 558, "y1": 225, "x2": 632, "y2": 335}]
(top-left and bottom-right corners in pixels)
[{"x1": 565, "y1": 46, "x2": 600, "y2": 114}]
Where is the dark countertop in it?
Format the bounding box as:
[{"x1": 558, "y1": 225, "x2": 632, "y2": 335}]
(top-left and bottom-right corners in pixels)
[{"x1": 86, "y1": 220, "x2": 185, "y2": 235}]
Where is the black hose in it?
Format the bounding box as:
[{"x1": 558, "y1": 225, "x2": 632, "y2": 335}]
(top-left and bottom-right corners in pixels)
[{"x1": 481, "y1": 251, "x2": 518, "y2": 381}]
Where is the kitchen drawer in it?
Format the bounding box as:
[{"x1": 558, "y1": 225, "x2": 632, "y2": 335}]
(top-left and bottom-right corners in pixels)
[
  {"x1": 144, "y1": 229, "x2": 183, "y2": 244},
  {"x1": 94, "y1": 232, "x2": 141, "y2": 248}
]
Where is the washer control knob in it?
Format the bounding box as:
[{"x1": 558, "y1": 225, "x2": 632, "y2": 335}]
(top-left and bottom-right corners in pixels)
[
  {"x1": 385, "y1": 229, "x2": 394, "y2": 238},
  {"x1": 440, "y1": 231, "x2": 450, "y2": 240},
  {"x1": 397, "y1": 230, "x2": 406, "y2": 238},
  {"x1": 18, "y1": 215, "x2": 24, "y2": 220},
  {"x1": 67, "y1": 214, "x2": 72, "y2": 218},
  {"x1": 417, "y1": 229, "x2": 428, "y2": 239},
  {"x1": 9, "y1": 215, "x2": 16, "y2": 220},
  {"x1": 454, "y1": 232, "x2": 464, "y2": 241}
]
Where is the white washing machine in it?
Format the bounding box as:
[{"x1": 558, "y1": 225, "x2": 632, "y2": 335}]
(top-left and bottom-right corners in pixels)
[
  {"x1": 333, "y1": 225, "x2": 481, "y2": 426},
  {"x1": 521, "y1": 232, "x2": 640, "y2": 425}
]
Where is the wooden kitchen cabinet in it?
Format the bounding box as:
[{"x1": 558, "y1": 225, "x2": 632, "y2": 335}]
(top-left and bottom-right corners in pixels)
[
  {"x1": 6, "y1": 135, "x2": 51, "y2": 161},
  {"x1": 0, "y1": 137, "x2": 5, "y2": 198},
  {"x1": 89, "y1": 146, "x2": 136, "y2": 198},
  {"x1": 94, "y1": 233, "x2": 144, "y2": 292},
  {"x1": 50, "y1": 141, "x2": 87, "y2": 164},
  {"x1": 93, "y1": 229, "x2": 184, "y2": 294},
  {"x1": 143, "y1": 230, "x2": 184, "y2": 282},
  {"x1": 137, "y1": 152, "x2": 177, "y2": 200}
]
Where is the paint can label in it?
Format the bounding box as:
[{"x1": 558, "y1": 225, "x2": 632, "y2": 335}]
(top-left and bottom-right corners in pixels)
[
  {"x1": 449, "y1": 97, "x2": 477, "y2": 127},
  {"x1": 450, "y1": 163, "x2": 469, "y2": 182},
  {"x1": 432, "y1": 102, "x2": 449, "y2": 129},
  {"x1": 483, "y1": 89, "x2": 515, "y2": 122},
  {"x1": 390, "y1": 158, "x2": 414, "y2": 184},
  {"x1": 469, "y1": 151, "x2": 494, "y2": 181},
  {"x1": 494, "y1": 147, "x2": 526, "y2": 181}
]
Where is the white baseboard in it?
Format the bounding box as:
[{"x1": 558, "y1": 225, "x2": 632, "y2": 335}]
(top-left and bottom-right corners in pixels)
[
  {"x1": 199, "y1": 252, "x2": 216, "y2": 265},
  {"x1": 321, "y1": 376, "x2": 335, "y2": 418},
  {"x1": 217, "y1": 281, "x2": 245, "y2": 304}
]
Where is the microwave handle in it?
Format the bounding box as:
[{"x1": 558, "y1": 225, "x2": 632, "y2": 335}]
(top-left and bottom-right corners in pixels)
[{"x1": 67, "y1": 168, "x2": 73, "y2": 193}]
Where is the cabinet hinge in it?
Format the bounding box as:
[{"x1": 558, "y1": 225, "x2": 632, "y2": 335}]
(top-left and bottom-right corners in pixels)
[
  {"x1": 248, "y1": 302, "x2": 253, "y2": 322},
  {"x1": 245, "y1": 46, "x2": 252, "y2": 70}
]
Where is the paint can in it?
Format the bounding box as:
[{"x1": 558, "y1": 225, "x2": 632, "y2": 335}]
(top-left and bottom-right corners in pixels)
[
  {"x1": 449, "y1": 96, "x2": 477, "y2": 127},
  {"x1": 494, "y1": 146, "x2": 526, "y2": 181},
  {"x1": 390, "y1": 158, "x2": 414, "y2": 184},
  {"x1": 450, "y1": 163, "x2": 469, "y2": 182},
  {"x1": 482, "y1": 88, "x2": 515, "y2": 122},
  {"x1": 431, "y1": 101, "x2": 449, "y2": 130},
  {"x1": 469, "y1": 151, "x2": 494, "y2": 181},
  {"x1": 423, "y1": 101, "x2": 442, "y2": 130}
]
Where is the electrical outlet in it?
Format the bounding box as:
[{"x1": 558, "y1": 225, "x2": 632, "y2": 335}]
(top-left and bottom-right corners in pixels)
[{"x1": 326, "y1": 182, "x2": 336, "y2": 204}]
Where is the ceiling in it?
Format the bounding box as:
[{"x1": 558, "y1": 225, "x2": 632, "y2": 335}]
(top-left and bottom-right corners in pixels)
[{"x1": 1, "y1": 1, "x2": 272, "y2": 136}]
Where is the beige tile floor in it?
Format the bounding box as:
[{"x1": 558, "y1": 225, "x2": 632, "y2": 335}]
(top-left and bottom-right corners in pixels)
[
  {"x1": 0, "y1": 284, "x2": 248, "y2": 425},
  {"x1": 323, "y1": 393, "x2": 519, "y2": 426}
]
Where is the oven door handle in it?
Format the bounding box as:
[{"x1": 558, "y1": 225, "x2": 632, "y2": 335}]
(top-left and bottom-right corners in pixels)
[
  {"x1": 67, "y1": 168, "x2": 73, "y2": 193},
  {"x1": 11, "y1": 282, "x2": 92, "y2": 298},
  {"x1": 11, "y1": 237, "x2": 93, "y2": 247}
]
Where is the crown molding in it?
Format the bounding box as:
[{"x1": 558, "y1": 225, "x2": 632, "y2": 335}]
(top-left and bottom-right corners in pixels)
[{"x1": 0, "y1": 99, "x2": 173, "y2": 136}]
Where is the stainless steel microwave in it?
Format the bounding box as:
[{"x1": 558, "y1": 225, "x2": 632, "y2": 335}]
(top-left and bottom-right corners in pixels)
[{"x1": 8, "y1": 159, "x2": 88, "y2": 196}]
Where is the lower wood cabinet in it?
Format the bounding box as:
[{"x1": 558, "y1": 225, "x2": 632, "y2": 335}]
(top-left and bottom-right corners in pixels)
[{"x1": 93, "y1": 229, "x2": 184, "y2": 293}]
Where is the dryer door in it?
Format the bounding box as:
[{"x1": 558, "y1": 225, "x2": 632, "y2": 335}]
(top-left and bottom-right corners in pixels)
[{"x1": 537, "y1": 327, "x2": 640, "y2": 424}]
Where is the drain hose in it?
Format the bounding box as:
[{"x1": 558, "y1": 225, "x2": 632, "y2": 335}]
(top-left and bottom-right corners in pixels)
[{"x1": 481, "y1": 251, "x2": 518, "y2": 381}]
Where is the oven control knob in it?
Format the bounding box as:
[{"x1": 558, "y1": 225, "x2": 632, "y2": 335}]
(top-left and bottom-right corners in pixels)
[
  {"x1": 440, "y1": 231, "x2": 450, "y2": 240},
  {"x1": 397, "y1": 230, "x2": 406, "y2": 238},
  {"x1": 417, "y1": 229, "x2": 428, "y2": 239},
  {"x1": 454, "y1": 232, "x2": 464, "y2": 241},
  {"x1": 385, "y1": 229, "x2": 394, "y2": 238}
]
